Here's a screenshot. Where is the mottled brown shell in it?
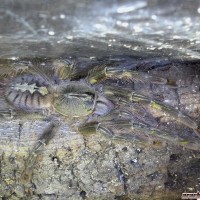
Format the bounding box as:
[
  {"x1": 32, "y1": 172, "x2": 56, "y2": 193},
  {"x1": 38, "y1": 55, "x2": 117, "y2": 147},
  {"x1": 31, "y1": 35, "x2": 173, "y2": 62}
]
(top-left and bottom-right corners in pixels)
[{"x1": 54, "y1": 83, "x2": 96, "y2": 117}]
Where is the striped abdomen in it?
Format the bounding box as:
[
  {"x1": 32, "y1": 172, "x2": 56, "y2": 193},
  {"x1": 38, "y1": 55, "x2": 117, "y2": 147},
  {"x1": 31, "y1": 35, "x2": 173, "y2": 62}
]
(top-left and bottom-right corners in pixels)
[{"x1": 5, "y1": 74, "x2": 53, "y2": 111}]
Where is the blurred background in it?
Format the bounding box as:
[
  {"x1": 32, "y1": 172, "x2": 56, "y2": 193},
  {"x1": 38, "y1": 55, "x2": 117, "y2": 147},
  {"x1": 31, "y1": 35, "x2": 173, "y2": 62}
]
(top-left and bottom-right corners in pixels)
[{"x1": 0, "y1": 0, "x2": 200, "y2": 61}]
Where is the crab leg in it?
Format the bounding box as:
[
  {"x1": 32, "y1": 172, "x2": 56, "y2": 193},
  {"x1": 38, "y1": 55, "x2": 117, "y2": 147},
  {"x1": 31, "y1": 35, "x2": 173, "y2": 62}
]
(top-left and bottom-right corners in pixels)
[
  {"x1": 99, "y1": 107, "x2": 158, "y2": 127},
  {"x1": 52, "y1": 59, "x2": 76, "y2": 80},
  {"x1": 79, "y1": 119, "x2": 185, "y2": 143},
  {"x1": 0, "y1": 63, "x2": 28, "y2": 80},
  {"x1": 21, "y1": 121, "x2": 59, "y2": 183},
  {"x1": 88, "y1": 65, "x2": 167, "y2": 84},
  {"x1": 0, "y1": 108, "x2": 47, "y2": 121},
  {"x1": 103, "y1": 86, "x2": 200, "y2": 136},
  {"x1": 78, "y1": 120, "x2": 152, "y2": 142},
  {"x1": 0, "y1": 108, "x2": 16, "y2": 119},
  {"x1": 79, "y1": 119, "x2": 200, "y2": 150}
]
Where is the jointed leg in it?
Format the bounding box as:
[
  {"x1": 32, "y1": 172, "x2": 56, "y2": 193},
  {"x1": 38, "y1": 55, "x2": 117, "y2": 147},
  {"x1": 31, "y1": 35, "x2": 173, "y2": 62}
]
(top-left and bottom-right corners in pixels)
[
  {"x1": 79, "y1": 119, "x2": 179, "y2": 143},
  {"x1": 79, "y1": 116, "x2": 199, "y2": 150},
  {"x1": 0, "y1": 62, "x2": 28, "y2": 80},
  {"x1": 0, "y1": 108, "x2": 49, "y2": 121},
  {"x1": 103, "y1": 85, "x2": 200, "y2": 136},
  {"x1": 98, "y1": 104, "x2": 158, "y2": 128},
  {"x1": 52, "y1": 59, "x2": 77, "y2": 80},
  {"x1": 87, "y1": 65, "x2": 168, "y2": 85},
  {"x1": 21, "y1": 121, "x2": 59, "y2": 185}
]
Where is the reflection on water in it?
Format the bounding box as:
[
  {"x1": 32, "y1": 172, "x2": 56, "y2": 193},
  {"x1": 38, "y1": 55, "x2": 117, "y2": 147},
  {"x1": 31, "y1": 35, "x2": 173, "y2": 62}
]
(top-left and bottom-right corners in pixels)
[{"x1": 0, "y1": 0, "x2": 200, "y2": 59}]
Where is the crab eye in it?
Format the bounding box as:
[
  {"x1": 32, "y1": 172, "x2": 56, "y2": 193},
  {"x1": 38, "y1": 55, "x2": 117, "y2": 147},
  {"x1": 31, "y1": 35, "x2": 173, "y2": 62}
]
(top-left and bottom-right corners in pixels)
[{"x1": 53, "y1": 83, "x2": 96, "y2": 117}]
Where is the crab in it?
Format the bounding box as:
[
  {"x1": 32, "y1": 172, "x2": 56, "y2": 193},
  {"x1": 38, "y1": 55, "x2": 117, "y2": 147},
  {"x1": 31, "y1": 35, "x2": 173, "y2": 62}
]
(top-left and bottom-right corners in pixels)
[
  {"x1": 0, "y1": 58, "x2": 200, "y2": 189},
  {"x1": 0, "y1": 59, "x2": 200, "y2": 145}
]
